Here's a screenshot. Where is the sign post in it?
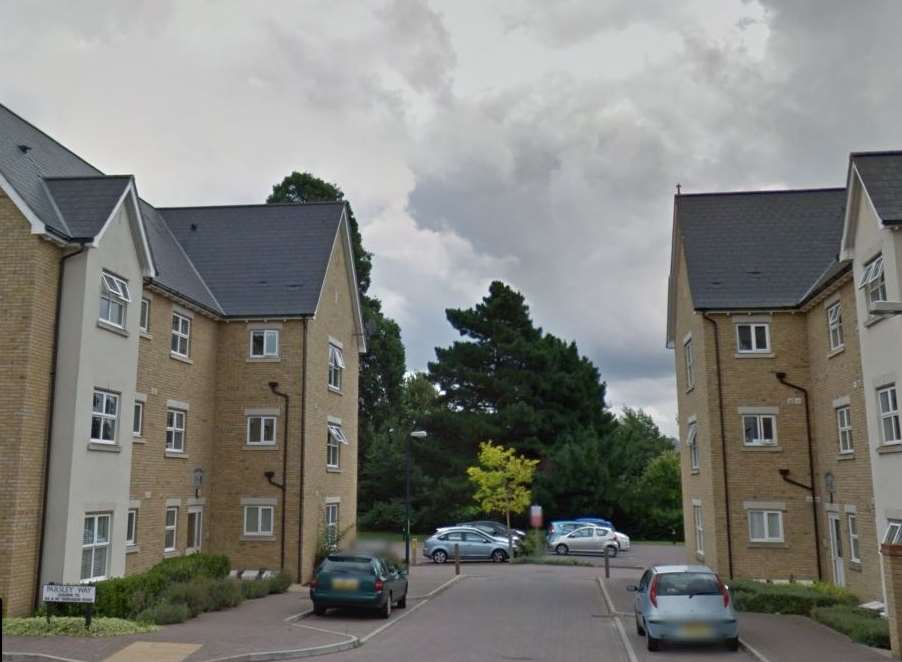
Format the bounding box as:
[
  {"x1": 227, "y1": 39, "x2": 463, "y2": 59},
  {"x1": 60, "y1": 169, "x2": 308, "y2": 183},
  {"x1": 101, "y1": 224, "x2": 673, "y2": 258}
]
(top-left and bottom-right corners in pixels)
[{"x1": 42, "y1": 584, "x2": 97, "y2": 630}]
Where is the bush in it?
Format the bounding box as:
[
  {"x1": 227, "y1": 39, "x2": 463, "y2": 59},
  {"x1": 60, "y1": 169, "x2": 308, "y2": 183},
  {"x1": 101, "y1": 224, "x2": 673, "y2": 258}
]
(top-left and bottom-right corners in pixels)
[
  {"x1": 209, "y1": 578, "x2": 244, "y2": 610},
  {"x1": 267, "y1": 572, "x2": 292, "y2": 594},
  {"x1": 2, "y1": 616, "x2": 158, "y2": 638},
  {"x1": 136, "y1": 601, "x2": 190, "y2": 625},
  {"x1": 518, "y1": 530, "x2": 547, "y2": 558},
  {"x1": 730, "y1": 579, "x2": 857, "y2": 615},
  {"x1": 161, "y1": 578, "x2": 215, "y2": 617},
  {"x1": 811, "y1": 606, "x2": 890, "y2": 649},
  {"x1": 240, "y1": 580, "x2": 271, "y2": 600}
]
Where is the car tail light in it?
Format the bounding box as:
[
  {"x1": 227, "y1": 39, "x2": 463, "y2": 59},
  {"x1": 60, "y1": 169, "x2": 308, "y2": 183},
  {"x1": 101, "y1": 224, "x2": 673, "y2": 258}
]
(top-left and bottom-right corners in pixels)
[
  {"x1": 310, "y1": 577, "x2": 318, "y2": 590},
  {"x1": 649, "y1": 576, "x2": 659, "y2": 608},
  {"x1": 375, "y1": 578, "x2": 384, "y2": 593},
  {"x1": 717, "y1": 575, "x2": 730, "y2": 608}
]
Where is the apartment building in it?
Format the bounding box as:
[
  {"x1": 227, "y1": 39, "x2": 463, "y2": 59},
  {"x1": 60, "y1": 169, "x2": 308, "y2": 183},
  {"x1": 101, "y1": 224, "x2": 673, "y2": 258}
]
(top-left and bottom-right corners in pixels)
[
  {"x1": 0, "y1": 104, "x2": 364, "y2": 616},
  {"x1": 666, "y1": 185, "x2": 883, "y2": 603}
]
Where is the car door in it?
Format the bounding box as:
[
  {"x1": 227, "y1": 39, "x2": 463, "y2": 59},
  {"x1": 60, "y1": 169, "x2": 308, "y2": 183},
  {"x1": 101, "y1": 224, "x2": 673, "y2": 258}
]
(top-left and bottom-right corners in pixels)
[
  {"x1": 464, "y1": 531, "x2": 492, "y2": 558},
  {"x1": 568, "y1": 527, "x2": 593, "y2": 552},
  {"x1": 593, "y1": 527, "x2": 614, "y2": 553},
  {"x1": 635, "y1": 569, "x2": 652, "y2": 615},
  {"x1": 443, "y1": 531, "x2": 465, "y2": 558}
]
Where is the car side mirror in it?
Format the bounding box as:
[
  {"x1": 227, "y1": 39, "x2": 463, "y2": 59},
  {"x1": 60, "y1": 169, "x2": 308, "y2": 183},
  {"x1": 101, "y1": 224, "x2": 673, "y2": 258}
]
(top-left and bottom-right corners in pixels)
[{"x1": 626, "y1": 585, "x2": 638, "y2": 592}]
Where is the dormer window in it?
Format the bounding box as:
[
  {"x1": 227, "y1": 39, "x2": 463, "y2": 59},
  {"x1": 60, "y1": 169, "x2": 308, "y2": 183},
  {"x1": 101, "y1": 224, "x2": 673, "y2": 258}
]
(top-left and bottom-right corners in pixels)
[
  {"x1": 860, "y1": 255, "x2": 887, "y2": 305},
  {"x1": 99, "y1": 272, "x2": 130, "y2": 328}
]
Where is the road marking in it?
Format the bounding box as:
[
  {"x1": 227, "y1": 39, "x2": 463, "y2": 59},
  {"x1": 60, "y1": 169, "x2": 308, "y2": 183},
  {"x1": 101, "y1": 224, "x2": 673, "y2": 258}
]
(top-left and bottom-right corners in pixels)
[
  {"x1": 102, "y1": 642, "x2": 201, "y2": 662},
  {"x1": 596, "y1": 576, "x2": 638, "y2": 662},
  {"x1": 739, "y1": 638, "x2": 774, "y2": 662},
  {"x1": 360, "y1": 574, "x2": 464, "y2": 644}
]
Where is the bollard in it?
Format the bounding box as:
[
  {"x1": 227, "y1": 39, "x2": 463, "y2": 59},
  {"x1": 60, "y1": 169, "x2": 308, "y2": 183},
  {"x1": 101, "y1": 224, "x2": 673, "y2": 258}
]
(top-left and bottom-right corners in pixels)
[
  {"x1": 604, "y1": 546, "x2": 610, "y2": 579},
  {"x1": 412, "y1": 537, "x2": 418, "y2": 566},
  {"x1": 454, "y1": 543, "x2": 461, "y2": 576}
]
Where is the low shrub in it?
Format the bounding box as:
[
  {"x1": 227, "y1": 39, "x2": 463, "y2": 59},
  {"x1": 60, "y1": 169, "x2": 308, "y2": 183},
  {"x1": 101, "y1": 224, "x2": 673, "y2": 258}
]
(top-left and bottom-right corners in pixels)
[
  {"x1": 811, "y1": 606, "x2": 890, "y2": 649},
  {"x1": 518, "y1": 530, "x2": 546, "y2": 558},
  {"x1": 2, "y1": 616, "x2": 158, "y2": 638},
  {"x1": 136, "y1": 600, "x2": 190, "y2": 625},
  {"x1": 730, "y1": 579, "x2": 857, "y2": 615},
  {"x1": 161, "y1": 578, "x2": 215, "y2": 617},
  {"x1": 267, "y1": 572, "x2": 292, "y2": 594},
  {"x1": 209, "y1": 578, "x2": 244, "y2": 610},
  {"x1": 240, "y1": 580, "x2": 271, "y2": 600}
]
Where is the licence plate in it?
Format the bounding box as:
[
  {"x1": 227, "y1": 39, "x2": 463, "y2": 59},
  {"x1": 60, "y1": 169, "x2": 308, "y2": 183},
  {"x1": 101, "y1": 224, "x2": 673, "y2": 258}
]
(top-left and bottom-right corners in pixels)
[
  {"x1": 331, "y1": 578, "x2": 359, "y2": 591},
  {"x1": 681, "y1": 623, "x2": 713, "y2": 638}
]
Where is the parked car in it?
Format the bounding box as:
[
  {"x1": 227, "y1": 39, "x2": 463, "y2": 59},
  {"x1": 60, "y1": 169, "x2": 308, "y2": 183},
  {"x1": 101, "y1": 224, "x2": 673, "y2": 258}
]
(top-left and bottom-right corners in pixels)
[
  {"x1": 310, "y1": 552, "x2": 408, "y2": 619},
  {"x1": 550, "y1": 519, "x2": 630, "y2": 552},
  {"x1": 574, "y1": 516, "x2": 615, "y2": 529},
  {"x1": 548, "y1": 525, "x2": 619, "y2": 557},
  {"x1": 457, "y1": 520, "x2": 525, "y2": 540},
  {"x1": 424, "y1": 526, "x2": 517, "y2": 563},
  {"x1": 612, "y1": 531, "x2": 631, "y2": 551},
  {"x1": 627, "y1": 564, "x2": 738, "y2": 652}
]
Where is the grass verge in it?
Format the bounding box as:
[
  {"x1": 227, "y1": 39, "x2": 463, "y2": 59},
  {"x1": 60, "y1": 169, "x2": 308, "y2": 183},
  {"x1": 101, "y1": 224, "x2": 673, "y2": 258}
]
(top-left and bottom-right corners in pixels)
[
  {"x1": 3, "y1": 616, "x2": 158, "y2": 638},
  {"x1": 511, "y1": 557, "x2": 596, "y2": 567},
  {"x1": 811, "y1": 605, "x2": 889, "y2": 649},
  {"x1": 357, "y1": 531, "x2": 431, "y2": 542}
]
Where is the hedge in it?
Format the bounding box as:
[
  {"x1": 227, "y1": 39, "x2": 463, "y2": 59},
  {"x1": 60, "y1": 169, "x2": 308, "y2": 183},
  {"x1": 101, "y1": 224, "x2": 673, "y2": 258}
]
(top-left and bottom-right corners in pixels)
[
  {"x1": 811, "y1": 605, "x2": 890, "y2": 649},
  {"x1": 3, "y1": 616, "x2": 159, "y2": 638},
  {"x1": 730, "y1": 579, "x2": 857, "y2": 615}
]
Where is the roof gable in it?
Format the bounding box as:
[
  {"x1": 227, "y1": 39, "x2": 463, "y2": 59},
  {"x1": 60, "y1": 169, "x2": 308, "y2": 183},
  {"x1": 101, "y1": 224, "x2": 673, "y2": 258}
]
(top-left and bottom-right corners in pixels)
[
  {"x1": 850, "y1": 152, "x2": 902, "y2": 225},
  {"x1": 44, "y1": 175, "x2": 132, "y2": 238}
]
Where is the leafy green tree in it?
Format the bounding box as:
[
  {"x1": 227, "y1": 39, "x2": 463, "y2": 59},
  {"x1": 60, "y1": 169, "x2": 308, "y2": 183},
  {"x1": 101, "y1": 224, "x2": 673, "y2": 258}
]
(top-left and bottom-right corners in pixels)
[{"x1": 628, "y1": 450, "x2": 683, "y2": 540}]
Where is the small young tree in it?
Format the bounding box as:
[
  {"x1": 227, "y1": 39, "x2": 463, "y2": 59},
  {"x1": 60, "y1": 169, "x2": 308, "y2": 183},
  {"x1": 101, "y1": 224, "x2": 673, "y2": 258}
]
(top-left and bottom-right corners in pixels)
[{"x1": 466, "y1": 441, "x2": 539, "y2": 557}]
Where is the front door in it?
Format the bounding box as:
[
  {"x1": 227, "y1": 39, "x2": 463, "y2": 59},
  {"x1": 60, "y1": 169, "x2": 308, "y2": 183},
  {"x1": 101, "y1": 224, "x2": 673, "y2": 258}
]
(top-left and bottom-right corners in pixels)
[
  {"x1": 828, "y1": 512, "x2": 845, "y2": 587},
  {"x1": 187, "y1": 507, "x2": 203, "y2": 554}
]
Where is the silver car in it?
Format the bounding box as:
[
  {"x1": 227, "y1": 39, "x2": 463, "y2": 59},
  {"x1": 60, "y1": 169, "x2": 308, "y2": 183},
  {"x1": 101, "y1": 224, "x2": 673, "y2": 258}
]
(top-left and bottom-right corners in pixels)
[
  {"x1": 627, "y1": 564, "x2": 738, "y2": 652},
  {"x1": 424, "y1": 526, "x2": 517, "y2": 563},
  {"x1": 548, "y1": 525, "x2": 619, "y2": 557}
]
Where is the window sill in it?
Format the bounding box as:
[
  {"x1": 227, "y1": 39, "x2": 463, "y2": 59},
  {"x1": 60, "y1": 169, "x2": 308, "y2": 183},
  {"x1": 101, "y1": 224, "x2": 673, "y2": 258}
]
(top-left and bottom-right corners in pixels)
[
  {"x1": 685, "y1": 385, "x2": 695, "y2": 395},
  {"x1": 140, "y1": 331, "x2": 152, "y2": 340},
  {"x1": 165, "y1": 451, "x2": 189, "y2": 459},
  {"x1": 734, "y1": 352, "x2": 775, "y2": 359},
  {"x1": 741, "y1": 445, "x2": 783, "y2": 453},
  {"x1": 97, "y1": 319, "x2": 129, "y2": 337},
  {"x1": 747, "y1": 542, "x2": 788, "y2": 549},
  {"x1": 328, "y1": 386, "x2": 343, "y2": 395},
  {"x1": 865, "y1": 314, "x2": 888, "y2": 329},
  {"x1": 126, "y1": 545, "x2": 140, "y2": 555},
  {"x1": 88, "y1": 441, "x2": 122, "y2": 453},
  {"x1": 877, "y1": 444, "x2": 902, "y2": 455},
  {"x1": 327, "y1": 467, "x2": 342, "y2": 473},
  {"x1": 695, "y1": 551, "x2": 705, "y2": 560},
  {"x1": 163, "y1": 549, "x2": 181, "y2": 558},
  {"x1": 247, "y1": 356, "x2": 281, "y2": 363},
  {"x1": 849, "y1": 560, "x2": 863, "y2": 572},
  {"x1": 240, "y1": 535, "x2": 276, "y2": 542},
  {"x1": 837, "y1": 453, "x2": 856, "y2": 461},
  {"x1": 690, "y1": 468, "x2": 700, "y2": 475},
  {"x1": 827, "y1": 346, "x2": 845, "y2": 359},
  {"x1": 132, "y1": 434, "x2": 145, "y2": 443},
  {"x1": 170, "y1": 352, "x2": 193, "y2": 365},
  {"x1": 243, "y1": 445, "x2": 279, "y2": 451}
]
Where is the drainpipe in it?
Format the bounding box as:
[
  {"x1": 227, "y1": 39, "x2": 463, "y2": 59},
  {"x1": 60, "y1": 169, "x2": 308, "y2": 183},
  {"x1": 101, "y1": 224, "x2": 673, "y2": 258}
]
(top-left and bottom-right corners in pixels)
[
  {"x1": 268, "y1": 382, "x2": 289, "y2": 571},
  {"x1": 297, "y1": 319, "x2": 309, "y2": 581},
  {"x1": 774, "y1": 371, "x2": 823, "y2": 581},
  {"x1": 703, "y1": 313, "x2": 735, "y2": 579},
  {"x1": 34, "y1": 240, "x2": 90, "y2": 611}
]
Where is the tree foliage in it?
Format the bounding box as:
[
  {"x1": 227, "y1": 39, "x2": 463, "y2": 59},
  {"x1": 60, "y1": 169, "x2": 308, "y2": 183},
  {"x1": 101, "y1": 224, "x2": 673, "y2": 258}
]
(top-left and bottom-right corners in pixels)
[{"x1": 467, "y1": 441, "x2": 539, "y2": 520}]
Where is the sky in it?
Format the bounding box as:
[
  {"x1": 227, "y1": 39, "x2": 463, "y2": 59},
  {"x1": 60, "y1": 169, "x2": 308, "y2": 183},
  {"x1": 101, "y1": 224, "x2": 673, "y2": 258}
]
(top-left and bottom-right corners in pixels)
[{"x1": 3, "y1": 0, "x2": 902, "y2": 436}]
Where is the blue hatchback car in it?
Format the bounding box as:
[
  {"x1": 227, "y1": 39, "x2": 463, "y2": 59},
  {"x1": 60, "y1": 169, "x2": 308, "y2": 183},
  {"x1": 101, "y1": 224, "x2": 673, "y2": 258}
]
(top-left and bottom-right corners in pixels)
[{"x1": 627, "y1": 564, "x2": 738, "y2": 652}]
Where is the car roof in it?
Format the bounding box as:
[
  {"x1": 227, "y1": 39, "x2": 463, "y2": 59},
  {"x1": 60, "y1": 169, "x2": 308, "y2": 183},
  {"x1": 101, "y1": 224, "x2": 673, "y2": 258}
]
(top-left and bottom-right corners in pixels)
[
  {"x1": 651, "y1": 564, "x2": 713, "y2": 574},
  {"x1": 437, "y1": 526, "x2": 495, "y2": 535},
  {"x1": 326, "y1": 552, "x2": 378, "y2": 561}
]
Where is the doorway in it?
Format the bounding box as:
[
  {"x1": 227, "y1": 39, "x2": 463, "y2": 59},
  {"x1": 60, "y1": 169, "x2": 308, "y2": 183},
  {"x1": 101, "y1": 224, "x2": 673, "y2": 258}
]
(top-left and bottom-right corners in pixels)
[{"x1": 828, "y1": 512, "x2": 845, "y2": 587}]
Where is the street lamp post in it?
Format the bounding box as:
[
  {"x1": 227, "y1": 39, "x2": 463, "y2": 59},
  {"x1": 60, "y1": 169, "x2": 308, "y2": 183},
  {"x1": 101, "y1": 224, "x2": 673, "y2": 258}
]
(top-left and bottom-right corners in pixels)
[{"x1": 406, "y1": 430, "x2": 428, "y2": 566}]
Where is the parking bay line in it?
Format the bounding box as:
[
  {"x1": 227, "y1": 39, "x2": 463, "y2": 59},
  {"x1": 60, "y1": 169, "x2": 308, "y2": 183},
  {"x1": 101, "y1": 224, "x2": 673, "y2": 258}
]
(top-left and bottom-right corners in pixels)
[
  {"x1": 360, "y1": 574, "x2": 464, "y2": 644},
  {"x1": 596, "y1": 576, "x2": 639, "y2": 662}
]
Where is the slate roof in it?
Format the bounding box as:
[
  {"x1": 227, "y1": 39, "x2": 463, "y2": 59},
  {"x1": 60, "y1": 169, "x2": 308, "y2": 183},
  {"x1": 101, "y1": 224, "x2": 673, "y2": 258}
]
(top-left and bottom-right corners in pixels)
[
  {"x1": 44, "y1": 176, "x2": 133, "y2": 238},
  {"x1": 159, "y1": 203, "x2": 344, "y2": 317},
  {"x1": 852, "y1": 152, "x2": 902, "y2": 224},
  {"x1": 676, "y1": 188, "x2": 847, "y2": 310}
]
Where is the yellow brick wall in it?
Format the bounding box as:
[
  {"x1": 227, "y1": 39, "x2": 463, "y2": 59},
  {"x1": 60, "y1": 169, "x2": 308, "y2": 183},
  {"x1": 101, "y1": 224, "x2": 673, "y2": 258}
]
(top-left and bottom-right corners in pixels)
[{"x1": 0, "y1": 195, "x2": 61, "y2": 615}]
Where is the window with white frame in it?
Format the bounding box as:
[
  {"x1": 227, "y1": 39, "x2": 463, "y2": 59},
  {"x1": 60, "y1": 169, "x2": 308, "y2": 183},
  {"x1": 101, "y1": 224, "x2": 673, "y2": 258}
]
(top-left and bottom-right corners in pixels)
[
  {"x1": 328, "y1": 344, "x2": 344, "y2": 390},
  {"x1": 166, "y1": 409, "x2": 186, "y2": 452},
  {"x1": 325, "y1": 502, "x2": 339, "y2": 545},
  {"x1": 140, "y1": 298, "x2": 150, "y2": 333},
  {"x1": 884, "y1": 519, "x2": 902, "y2": 545},
  {"x1": 748, "y1": 510, "x2": 784, "y2": 543},
  {"x1": 836, "y1": 406, "x2": 853, "y2": 454},
  {"x1": 327, "y1": 423, "x2": 348, "y2": 468},
  {"x1": 684, "y1": 338, "x2": 695, "y2": 390},
  {"x1": 827, "y1": 302, "x2": 844, "y2": 351},
  {"x1": 170, "y1": 312, "x2": 191, "y2": 357},
  {"x1": 250, "y1": 329, "x2": 279, "y2": 358},
  {"x1": 187, "y1": 507, "x2": 203, "y2": 552},
  {"x1": 81, "y1": 512, "x2": 111, "y2": 581},
  {"x1": 243, "y1": 505, "x2": 274, "y2": 537},
  {"x1": 91, "y1": 390, "x2": 119, "y2": 443},
  {"x1": 164, "y1": 507, "x2": 178, "y2": 551},
  {"x1": 246, "y1": 416, "x2": 276, "y2": 446},
  {"x1": 736, "y1": 323, "x2": 770, "y2": 353},
  {"x1": 878, "y1": 385, "x2": 901, "y2": 445},
  {"x1": 126, "y1": 509, "x2": 138, "y2": 547},
  {"x1": 99, "y1": 272, "x2": 130, "y2": 328},
  {"x1": 859, "y1": 255, "x2": 887, "y2": 306},
  {"x1": 848, "y1": 513, "x2": 861, "y2": 563},
  {"x1": 693, "y1": 504, "x2": 704, "y2": 556},
  {"x1": 687, "y1": 422, "x2": 699, "y2": 471},
  {"x1": 743, "y1": 414, "x2": 776, "y2": 446},
  {"x1": 133, "y1": 401, "x2": 144, "y2": 437}
]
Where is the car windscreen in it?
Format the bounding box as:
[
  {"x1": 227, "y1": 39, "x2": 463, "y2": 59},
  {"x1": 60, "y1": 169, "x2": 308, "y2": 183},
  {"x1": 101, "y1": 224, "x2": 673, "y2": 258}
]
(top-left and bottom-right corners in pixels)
[
  {"x1": 656, "y1": 572, "x2": 721, "y2": 596},
  {"x1": 320, "y1": 557, "x2": 376, "y2": 574}
]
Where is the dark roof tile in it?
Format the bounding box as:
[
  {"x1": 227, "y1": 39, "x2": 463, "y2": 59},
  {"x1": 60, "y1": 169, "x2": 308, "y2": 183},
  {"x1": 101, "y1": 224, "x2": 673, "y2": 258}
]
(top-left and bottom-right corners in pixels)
[
  {"x1": 852, "y1": 152, "x2": 902, "y2": 224},
  {"x1": 44, "y1": 176, "x2": 132, "y2": 238}
]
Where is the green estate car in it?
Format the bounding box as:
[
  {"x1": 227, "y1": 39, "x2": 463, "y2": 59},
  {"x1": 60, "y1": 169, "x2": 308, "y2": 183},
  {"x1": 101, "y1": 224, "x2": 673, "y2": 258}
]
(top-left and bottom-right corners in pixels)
[{"x1": 310, "y1": 552, "x2": 409, "y2": 618}]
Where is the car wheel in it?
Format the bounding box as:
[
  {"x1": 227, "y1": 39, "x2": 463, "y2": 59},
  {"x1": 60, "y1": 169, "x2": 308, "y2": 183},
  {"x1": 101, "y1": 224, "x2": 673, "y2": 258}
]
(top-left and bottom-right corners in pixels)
[
  {"x1": 492, "y1": 549, "x2": 507, "y2": 563},
  {"x1": 555, "y1": 544, "x2": 569, "y2": 555},
  {"x1": 313, "y1": 602, "x2": 327, "y2": 616},
  {"x1": 606, "y1": 545, "x2": 618, "y2": 558},
  {"x1": 647, "y1": 633, "x2": 660, "y2": 652},
  {"x1": 380, "y1": 594, "x2": 392, "y2": 619},
  {"x1": 433, "y1": 550, "x2": 448, "y2": 564},
  {"x1": 636, "y1": 616, "x2": 645, "y2": 636},
  {"x1": 397, "y1": 591, "x2": 407, "y2": 609},
  {"x1": 726, "y1": 637, "x2": 739, "y2": 652}
]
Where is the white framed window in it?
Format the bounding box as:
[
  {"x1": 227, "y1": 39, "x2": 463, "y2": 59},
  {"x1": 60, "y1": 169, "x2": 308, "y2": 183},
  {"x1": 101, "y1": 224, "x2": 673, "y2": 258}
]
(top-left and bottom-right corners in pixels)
[
  {"x1": 91, "y1": 389, "x2": 119, "y2": 443},
  {"x1": 748, "y1": 510, "x2": 783, "y2": 543},
  {"x1": 139, "y1": 298, "x2": 150, "y2": 333},
  {"x1": 133, "y1": 401, "x2": 144, "y2": 437},
  {"x1": 325, "y1": 502, "x2": 339, "y2": 545},
  {"x1": 243, "y1": 505, "x2": 274, "y2": 537},
  {"x1": 126, "y1": 509, "x2": 138, "y2": 547},
  {"x1": 884, "y1": 519, "x2": 902, "y2": 545},
  {"x1": 164, "y1": 506, "x2": 178, "y2": 551},
  {"x1": 859, "y1": 255, "x2": 887, "y2": 305},
  {"x1": 827, "y1": 303, "x2": 844, "y2": 351},
  {"x1": 246, "y1": 416, "x2": 276, "y2": 446},
  {"x1": 848, "y1": 513, "x2": 861, "y2": 563},
  {"x1": 836, "y1": 406, "x2": 853, "y2": 454},
  {"x1": 687, "y1": 422, "x2": 699, "y2": 471},
  {"x1": 187, "y1": 507, "x2": 203, "y2": 553},
  {"x1": 166, "y1": 409, "x2": 186, "y2": 452},
  {"x1": 878, "y1": 385, "x2": 901, "y2": 445},
  {"x1": 170, "y1": 312, "x2": 191, "y2": 357},
  {"x1": 736, "y1": 323, "x2": 770, "y2": 353},
  {"x1": 327, "y1": 423, "x2": 348, "y2": 468},
  {"x1": 250, "y1": 329, "x2": 279, "y2": 358},
  {"x1": 684, "y1": 338, "x2": 695, "y2": 390},
  {"x1": 328, "y1": 344, "x2": 344, "y2": 391},
  {"x1": 743, "y1": 414, "x2": 776, "y2": 446},
  {"x1": 81, "y1": 512, "x2": 111, "y2": 581},
  {"x1": 693, "y1": 504, "x2": 704, "y2": 556},
  {"x1": 99, "y1": 272, "x2": 130, "y2": 328}
]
